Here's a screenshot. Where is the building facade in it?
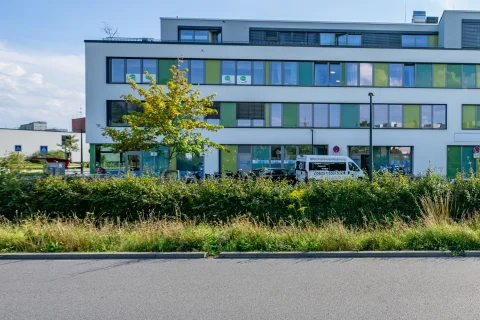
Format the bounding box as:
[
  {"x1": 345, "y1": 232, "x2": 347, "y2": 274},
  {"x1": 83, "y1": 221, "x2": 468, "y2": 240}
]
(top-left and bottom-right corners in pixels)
[
  {"x1": 19, "y1": 121, "x2": 47, "y2": 131},
  {"x1": 85, "y1": 10, "x2": 480, "y2": 177}
]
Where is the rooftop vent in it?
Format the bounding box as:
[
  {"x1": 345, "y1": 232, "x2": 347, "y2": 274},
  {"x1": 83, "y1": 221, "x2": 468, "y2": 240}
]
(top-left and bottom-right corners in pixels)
[
  {"x1": 412, "y1": 10, "x2": 427, "y2": 23},
  {"x1": 426, "y1": 16, "x2": 439, "y2": 24}
]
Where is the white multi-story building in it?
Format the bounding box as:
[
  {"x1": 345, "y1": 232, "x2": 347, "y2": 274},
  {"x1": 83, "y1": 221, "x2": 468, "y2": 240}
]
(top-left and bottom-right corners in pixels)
[{"x1": 85, "y1": 10, "x2": 480, "y2": 177}]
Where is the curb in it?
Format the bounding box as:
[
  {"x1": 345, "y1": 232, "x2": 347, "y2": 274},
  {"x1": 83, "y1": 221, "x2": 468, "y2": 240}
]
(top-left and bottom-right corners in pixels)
[
  {"x1": 464, "y1": 251, "x2": 480, "y2": 257},
  {"x1": 216, "y1": 251, "x2": 454, "y2": 259},
  {"x1": 0, "y1": 252, "x2": 207, "y2": 260}
]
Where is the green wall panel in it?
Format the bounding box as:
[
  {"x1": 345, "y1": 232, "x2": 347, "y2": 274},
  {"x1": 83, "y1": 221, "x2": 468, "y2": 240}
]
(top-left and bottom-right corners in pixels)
[
  {"x1": 429, "y1": 35, "x2": 438, "y2": 47},
  {"x1": 265, "y1": 62, "x2": 270, "y2": 85},
  {"x1": 447, "y1": 64, "x2": 462, "y2": 88},
  {"x1": 283, "y1": 104, "x2": 298, "y2": 127},
  {"x1": 299, "y1": 62, "x2": 313, "y2": 86},
  {"x1": 461, "y1": 146, "x2": 476, "y2": 173},
  {"x1": 416, "y1": 64, "x2": 432, "y2": 87},
  {"x1": 90, "y1": 144, "x2": 96, "y2": 174},
  {"x1": 158, "y1": 59, "x2": 176, "y2": 84},
  {"x1": 205, "y1": 60, "x2": 220, "y2": 84},
  {"x1": 220, "y1": 103, "x2": 236, "y2": 127},
  {"x1": 221, "y1": 145, "x2": 237, "y2": 173},
  {"x1": 463, "y1": 65, "x2": 476, "y2": 88},
  {"x1": 403, "y1": 105, "x2": 420, "y2": 128},
  {"x1": 447, "y1": 146, "x2": 462, "y2": 178},
  {"x1": 341, "y1": 104, "x2": 359, "y2": 128},
  {"x1": 374, "y1": 63, "x2": 388, "y2": 87},
  {"x1": 433, "y1": 64, "x2": 446, "y2": 87},
  {"x1": 463, "y1": 105, "x2": 475, "y2": 129},
  {"x1": 265, "y1": 103, "x2": 271, "y2": 127},
  {"x1": 341, "y1": 63, "x2": 347, "y2": 86}
]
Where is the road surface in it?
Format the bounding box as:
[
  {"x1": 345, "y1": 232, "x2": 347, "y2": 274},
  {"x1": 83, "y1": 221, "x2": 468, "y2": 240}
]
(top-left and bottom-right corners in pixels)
[{"x1": 1, "y1": 258, "x2": 479, "y2": 319}]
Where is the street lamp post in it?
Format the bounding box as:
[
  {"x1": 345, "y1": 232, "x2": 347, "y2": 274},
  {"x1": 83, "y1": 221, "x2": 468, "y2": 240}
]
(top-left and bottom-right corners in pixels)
[
  {"x1": 80, "y1": 129, "x2": 84, "y2": 175},
  {"x1": 368, "y1": 92, "x2": 374, "y2": 181},
  {"x1": 311, "y1": 129, "x2": 314, "y2": 154}
]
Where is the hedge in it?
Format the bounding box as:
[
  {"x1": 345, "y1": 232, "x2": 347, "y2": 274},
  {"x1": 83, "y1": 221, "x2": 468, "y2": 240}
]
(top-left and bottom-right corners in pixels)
[{"x1": 1, "y1": 172, "x2": 480, "y2": 225}]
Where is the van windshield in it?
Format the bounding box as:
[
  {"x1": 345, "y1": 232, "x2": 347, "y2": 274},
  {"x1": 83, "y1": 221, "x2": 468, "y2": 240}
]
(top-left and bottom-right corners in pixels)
[
  {"x1": 295, "y1": 161, "x2": 306, "y2": 170},
  {"x1": 309, "y1": 162, "x2": 346, "y2": 171}
]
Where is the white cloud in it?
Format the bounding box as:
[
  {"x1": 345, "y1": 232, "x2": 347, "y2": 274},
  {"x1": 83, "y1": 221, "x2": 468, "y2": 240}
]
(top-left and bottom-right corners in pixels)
[{"x1": 0, "y1": 42, "x2": 85, "y2": 130}]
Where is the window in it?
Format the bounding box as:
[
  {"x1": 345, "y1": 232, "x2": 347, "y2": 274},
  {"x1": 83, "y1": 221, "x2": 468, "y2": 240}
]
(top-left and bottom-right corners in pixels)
[
  {"x1": 180, "y1": 30, "x2": 194, "y2": 42},
  {"x1": 236, "y1": 103, "x2": 265, "y2": 126},
  {"x1": 433, "y1": 105, "x2": 446, "y2": 128},
  {"x1": 195, "y1": 30, "x2": 209, "y2": 42},
  {"x1": 179, "y1": 59, "x2": 190, "y2": 81},
  {"x1": 421, "y1": 105, "x2": 433, "y2": 128},
  {"x1": 374, "y1": 104, "x2": 388, "y2": 128},
  {"x1": 142, "y1": 59, "x2": 157, "y2": 82},
  {"x1": 271, "y1": 145, "x2": 282, "y2": 168},
  {"x1": 402, "y1": 35, "x2": 431, "y2": 47},
  {"x1": 401, "y1": 35, "x2": 415, "y2": 47},
  {"x1": 359, "y1": 104, "x2": 370, "y2": 127},
  {"x1": 346, "y1": 63, "x2": 359, "y2": 86},
  {"x1": 320, "y1": 33, "x2": 335, "y2": 45},
  {"x1": 237, "y1": 61, "x2": 252, "y2": 85},
  {"x1": 298, "y1": 104, "x2": 313, "y2": 127},
  {"x1": 462, "y1": 105, "x2": 480, "y2": 129},
  {"x1": 110, "y1": 59, "x2": 125, "y2": 83},
  {"x1": 416, "y1": 64, "x2": 432, "y2": 87},
  {"x1": 271, "y1": 104, "x2": 282, "y2": 127},
  {"x1": 126, "y1": 59, "x2": 141, "y2": 83},
  {"x1": 179, "y1": 29, "x2": 214, "y2": 42},
  {"x1": 348, "y1": 34, "x2": 362, "y2": 46},
  {"x1": 221, "y1": 60, "x2": 236, "y2": 84},
  {"x1": 205, "y1": 103, "x2": 220, "y2": 125},
  {"x1": 190, "y1": 60, "x2": 205, "y2": 84},
  {"x1": 463, "y1": 65, "x2": 476, "y2": 88},
  {"x1": 284, "y1": 62, "x2": 298, "y2": 85},
  {"x1": 329, "y1": 104, "x2": 341, "y2": 127},
  {"x1": 336, "y1": 34, "x2": 347, "y2": 46},
  {"x1": 330, "y1": 63, "x2": 341, "y2": 86},
  {"x1": 389, "y1": 64, "x2": 403, "y2": 87},
  {"x1": 404, "y1": 64, "x2": 415, "y2": 87},
  {"x1": 330, "y1": 162, "x2": 347, "y2": 171},
  {"x1": 349, "y1": 162, "x2": 360, "y2": 171},
  {"x1": 447, "y1": 64, "x2": 462, "y2": 88},
  {"x1": 415, "y1": 35, "x2": 428, "y2": 47},
  {"x1": 360, "y1": 63, "x2": 373, "y2": 86},
  {"x1": 314, "y1": 63, "x2": 329, "y2": 86},
  {"x1": 253, "y1": 61, "x2": 265, "y2": 85},
  {"x1": 462, "y1": 20, "x2": 480, "y2": 48},
  {"x1": 270, "y1": 62, "x2": 282, "y2": 85},
  {"x1": 389, "y1": 105, "x2": 403, "y2": 128},
  {"x1": 314, "y1": 104, "x2": 328, "y2": 127},
  {"x1": 107, "y1": 101, "x2": 142, "y2": 126}
]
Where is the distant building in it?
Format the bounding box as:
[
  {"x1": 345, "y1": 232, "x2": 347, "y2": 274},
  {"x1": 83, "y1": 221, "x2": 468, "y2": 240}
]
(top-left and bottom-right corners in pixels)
[
  {"x1": 72, "y1": 117, "x2": 86, "y2": 133},
  {"x1": 19, "y1": 121, "x2": 47, "y2": 131}
]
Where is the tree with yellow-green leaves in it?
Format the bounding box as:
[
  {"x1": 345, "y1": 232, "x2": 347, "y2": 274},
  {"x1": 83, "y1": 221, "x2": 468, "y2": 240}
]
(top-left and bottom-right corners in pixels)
[{"x1": 102, "y1": 59, "x2": 225, "y2": 171}]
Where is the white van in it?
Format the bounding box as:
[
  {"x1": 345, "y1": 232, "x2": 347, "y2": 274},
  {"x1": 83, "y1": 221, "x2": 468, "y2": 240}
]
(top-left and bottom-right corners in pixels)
[{"x1": 295, "y1": 155, "x2": 365, "y2": 182}]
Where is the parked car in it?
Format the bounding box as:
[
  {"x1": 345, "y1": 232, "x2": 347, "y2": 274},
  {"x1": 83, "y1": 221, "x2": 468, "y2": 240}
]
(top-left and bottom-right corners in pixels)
[{"x1": 252, "y1": 168, "x2": 295, "y2": 181}]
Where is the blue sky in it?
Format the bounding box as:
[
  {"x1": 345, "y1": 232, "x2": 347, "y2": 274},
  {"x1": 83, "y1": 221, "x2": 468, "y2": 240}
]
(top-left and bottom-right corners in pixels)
[{"x1": 0, "y1": 0, "x2": 478, "y2": 129}]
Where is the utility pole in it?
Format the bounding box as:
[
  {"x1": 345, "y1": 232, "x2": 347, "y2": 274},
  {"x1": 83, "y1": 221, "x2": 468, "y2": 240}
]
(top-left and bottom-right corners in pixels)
[
  {"x1": 311, "y1": 129, "x2": 314, "y2": 154},
  {"x1": 369, "y1": 92, "x2": 374, "y2": 181},
  {"x1": 80, "y1": 129, "x2": 84, "y2": 175}
]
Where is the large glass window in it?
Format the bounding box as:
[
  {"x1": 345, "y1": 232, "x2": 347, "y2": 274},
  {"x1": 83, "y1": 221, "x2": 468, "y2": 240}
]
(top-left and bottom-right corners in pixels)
[
  {"x1": 221, "y1": 60, "x2": 236, "y2": 84},
  {"x1": 433, "y1": 64, "x2": 446, "y2": 88},
  {"x1": 271, "y1": 145, "x2": 282, "y2": 168},
  {"x1": 298, "y1": 104, "x2": 313, "y2": 127},
  {"x1": 195, "y1": 30, "x2": 209, "y2": 42},
  {"x1": 336, "y1": 34, "x2": 347, "y2": 46},
  {"x1": 346, "y1": 63, "x2": 358, "y2": 86},
  {"x1": 236, "y1": 103, "x2": 265, "y2": 127},
  {"x1": 252, "y1": 146, "x2": 270, "y2": 170},
  {"x1": 126, "y1": 59, "x2": 141, "y2": 83},
  {"x1": 348, "y1": 34, "x2": 362, "y2": 46},
  {"x1": 447, "y1": 64, "x2": 462, "y2": 88},
  {"x1": 360, "y1": 63, "x2": 373, "y2": 86},
  {"x1": 421, "y1": 105, "x2": 433, "y2": 128},
  {"x1": 314, "y1": 64, "x2": 329, "y2": 86},
  {"x1": 401, "y1": 35, "x2": 415, "y2": 47},
  {"x1": 320, "y1": 33, "x2": 335, "y2": 45},
  {"x1": 374, "y1": 104, "x2": 388, "y2": 128},
  {"x1": 389, "y1": 64, "x2": 403, "y2": 87},
  {"x1": 416, "y1": 64, "x2": 432, "y2": 87},
  {"x1": 314, "y1": 104, "x2": 328, "y2": 127},
  {"x1": 179, "y1": 29, "x2": 211, "y2": 42},
  {"x1": 329, "y1": 63, "x2": 341, "y2": 86},
  {"x1": 284, "y1": 146, "x2": 297, "y2": 170},
  {"x1": 107, "y1": 101, "x2": 142, "y2": 127},
  {"x1": 329, "y1": 104, "x2": 341, "y2": 127},
  {"x1": 271, "y1": 103, "x2": 282, "y2": 127},
  {"x1": 404, "y1": 64, "x2": 415, "y2": 87},
  {"x1": 142, "y1": 59, "x2": 157, "y2": 82},
  {"x1": 415, "y1": 35, "x2": 428, "y2": 47},
  {"x1": 359, "y1": 104, "x2": 370, "y2": 127},
  {"x1": 205, "y1": 103, "x2": 220, "y2": 125},
  {"x1": 110, "y1": 59, "x2": 125, "y2": 83},
  {"x1": 433, "y1": 105, "x2": 446, "y2": 128},
  {"x1": 190, "y1": 60, "x2": 205, "y2": 84},
  {"x1": 253, "y1": 61, "x2": 265, "y2": 85},
  {"x1": 463, "y1": 65, "x2": 476, "y2": 88},
  {"x1": 389, "y1": 105, "x2": 403, "y2": 128},
  {"x1": 462, "y1": 105, "x2": 479, "y2": 129},
  {"x1": 236, "y1": 61, "x2": 251, "y2": 85},
  {"x1": 180, "y1": 30, "x2": 194, "y2": 42},
  {"x1": 270, "y1": 62, "x2": 282, "y2": 85},
  {"x1": 284, "y1": 62, "x2": 298, "y2": 85}
]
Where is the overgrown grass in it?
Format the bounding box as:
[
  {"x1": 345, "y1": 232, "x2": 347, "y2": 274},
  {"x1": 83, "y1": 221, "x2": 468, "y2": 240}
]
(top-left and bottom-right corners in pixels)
[{"x1": 2, "y1": 212, "x2": 480, "y2": 255}]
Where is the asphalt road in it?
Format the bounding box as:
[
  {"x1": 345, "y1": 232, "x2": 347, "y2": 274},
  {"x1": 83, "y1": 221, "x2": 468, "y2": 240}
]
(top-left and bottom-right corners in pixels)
[{"x1": 1, "y1": 258, "x2": 480, "y2": 320}]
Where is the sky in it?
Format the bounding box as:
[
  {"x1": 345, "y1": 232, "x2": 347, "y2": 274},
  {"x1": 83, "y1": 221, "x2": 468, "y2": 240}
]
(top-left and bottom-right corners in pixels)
[{"x1": 0, "y1": 0, "x2": 479, "y2": 130}]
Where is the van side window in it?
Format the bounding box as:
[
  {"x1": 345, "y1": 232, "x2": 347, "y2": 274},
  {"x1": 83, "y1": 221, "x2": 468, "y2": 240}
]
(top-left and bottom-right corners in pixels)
[
  {"x1": 348, "y1": 162, "x2": 360, "y2": 171},
  {"x1": 296, "y1": 161, "x2": 306, "y2": 170},
  {"x1": 329, "y1": 162, "x2": 346, "y2": 171},
  {"x1": 309, "y1": 162, "x2": 329, "y2": 171}
]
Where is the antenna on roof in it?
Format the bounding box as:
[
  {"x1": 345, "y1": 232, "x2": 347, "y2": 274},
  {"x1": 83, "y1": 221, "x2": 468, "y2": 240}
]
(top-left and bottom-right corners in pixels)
[{"x1": 404, "y1": 0, "x2": 407, "y2": 23}]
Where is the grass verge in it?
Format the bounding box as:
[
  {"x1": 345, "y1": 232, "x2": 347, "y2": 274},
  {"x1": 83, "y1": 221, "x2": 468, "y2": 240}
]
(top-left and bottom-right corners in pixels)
[{"x1": 1, "y1": 215, "x2": 480, "y2": 256}]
